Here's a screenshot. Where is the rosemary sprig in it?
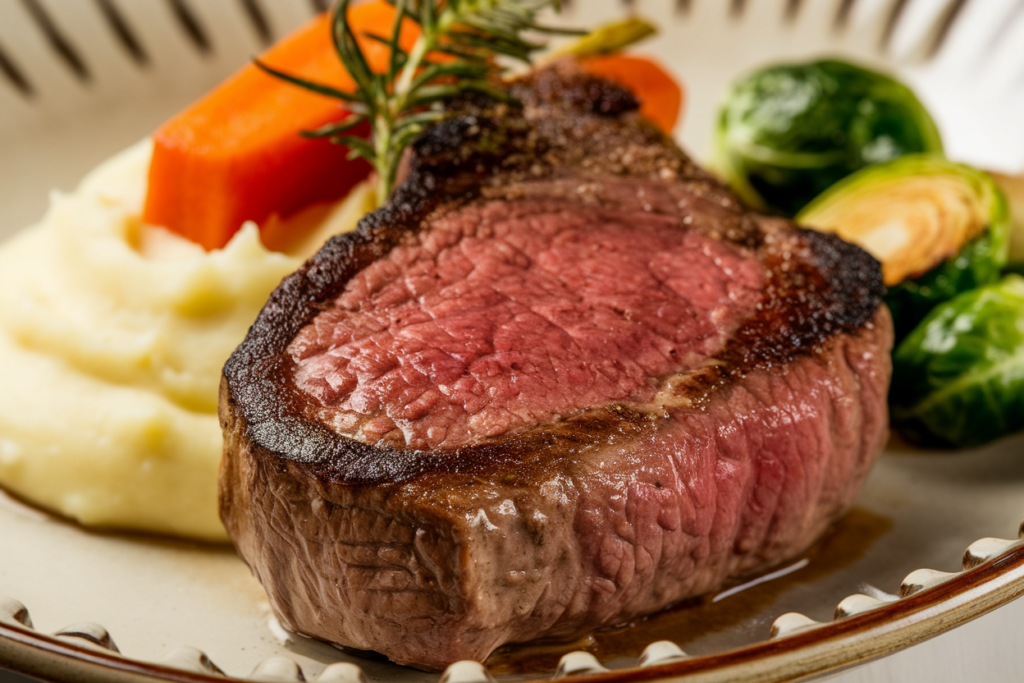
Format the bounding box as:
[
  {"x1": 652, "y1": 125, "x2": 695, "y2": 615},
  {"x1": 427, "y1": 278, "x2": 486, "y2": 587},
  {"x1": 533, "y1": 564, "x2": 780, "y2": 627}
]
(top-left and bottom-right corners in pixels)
[{"x1": 256, "y1": 0, "x2": 580, "y2": 205}]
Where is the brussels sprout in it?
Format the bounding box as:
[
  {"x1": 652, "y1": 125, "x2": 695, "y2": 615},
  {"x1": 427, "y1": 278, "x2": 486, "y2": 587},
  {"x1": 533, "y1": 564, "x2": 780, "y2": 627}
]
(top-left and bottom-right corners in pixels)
[
  {"x1": 890, "y1": 275, "x2": 1024, "y2": 448},
  {"x1": 797, "y1": 155, "x2": 1010, "y2": 339},
  {"x1": 991, "y1": 171, "x2": 1024, "y2": 274},
  {"x1": 715, "y1": 59, "x2": 943, "y2": 216}
]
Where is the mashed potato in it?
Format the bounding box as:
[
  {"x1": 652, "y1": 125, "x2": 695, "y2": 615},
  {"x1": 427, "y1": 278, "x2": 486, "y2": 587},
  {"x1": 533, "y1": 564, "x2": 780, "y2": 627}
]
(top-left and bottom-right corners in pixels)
[{"x1": 0, "y1": 141, "x2": 374, "y2": 541}]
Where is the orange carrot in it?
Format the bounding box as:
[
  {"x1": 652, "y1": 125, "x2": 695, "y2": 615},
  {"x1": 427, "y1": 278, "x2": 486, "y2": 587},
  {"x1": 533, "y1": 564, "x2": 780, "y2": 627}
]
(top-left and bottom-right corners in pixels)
[
  {"x1": 145, "y1": 11, "x2": 681, "y2": 252},
  {"x1": 579, "y1": 54, "x2": 684, "y2": 135},
  {"x1": 143, "y1": 2, "x2": 418, "y2": 251}
]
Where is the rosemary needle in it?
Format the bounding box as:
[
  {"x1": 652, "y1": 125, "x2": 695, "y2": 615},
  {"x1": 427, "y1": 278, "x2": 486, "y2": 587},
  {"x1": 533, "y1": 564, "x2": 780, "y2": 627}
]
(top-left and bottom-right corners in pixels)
[{"x1": 256, "y1": 0, "x2": 581, "y2": 206}]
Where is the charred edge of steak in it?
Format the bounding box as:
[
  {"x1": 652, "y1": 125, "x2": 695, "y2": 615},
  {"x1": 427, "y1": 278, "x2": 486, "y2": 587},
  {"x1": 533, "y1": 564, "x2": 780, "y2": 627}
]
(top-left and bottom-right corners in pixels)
[
  {"x1": 722, "y1": 226, "x2": 886, "y2": 371},
  {"x1": 222, "y1": 63, "x2": 885, "y2": 486}
]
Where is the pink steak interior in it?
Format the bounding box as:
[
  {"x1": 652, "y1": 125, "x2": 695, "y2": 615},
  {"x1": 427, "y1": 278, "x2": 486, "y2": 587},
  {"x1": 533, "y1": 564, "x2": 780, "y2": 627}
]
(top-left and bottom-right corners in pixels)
[{"x1": 289, "y1": 199, "x2": 765, "y2": 450}]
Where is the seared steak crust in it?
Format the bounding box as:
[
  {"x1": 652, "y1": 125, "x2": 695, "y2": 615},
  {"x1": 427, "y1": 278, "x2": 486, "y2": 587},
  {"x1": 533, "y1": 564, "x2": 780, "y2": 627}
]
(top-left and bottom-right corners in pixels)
[{"x1": 219, "y1": 62, "x2": 891, "y2": 669}]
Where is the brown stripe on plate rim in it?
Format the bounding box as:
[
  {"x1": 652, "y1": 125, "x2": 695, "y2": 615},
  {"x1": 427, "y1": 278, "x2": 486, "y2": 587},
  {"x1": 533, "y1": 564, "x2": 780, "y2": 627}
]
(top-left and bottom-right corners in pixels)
[
  {"x1": 19, "y1": 0, "x2": 91, "y2": 82},
  {"x1": 0, "y1": 40, "x2": 33, "y2": 97},
  {"x1": 834, "y1": 0, "x2": 857, "y2": 32},
  {"x1": 94, "y1": 0, "x2": 149, "y2": 66},
  {"x1": 167, "y1": 0, "x2": 212, "y2": 55},
  {"x1": 923, "y1": 0, "x2": 971, "y2": 59},
  {"x1": 239, "y1": 0, "x2": 274, "y2": 46},
  {"x1": 785, "y1": 0, "x2": 803, "y2": 23},
  {"x1": 879, "y1": 0, "x2": 910, "y2": 52}
]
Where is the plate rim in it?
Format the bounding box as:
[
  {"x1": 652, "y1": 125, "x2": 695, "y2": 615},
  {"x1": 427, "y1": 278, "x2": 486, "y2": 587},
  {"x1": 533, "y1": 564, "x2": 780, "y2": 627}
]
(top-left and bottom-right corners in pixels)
[{"x1": 4, "y1": 535, "x2": 1024, "y2": 683}]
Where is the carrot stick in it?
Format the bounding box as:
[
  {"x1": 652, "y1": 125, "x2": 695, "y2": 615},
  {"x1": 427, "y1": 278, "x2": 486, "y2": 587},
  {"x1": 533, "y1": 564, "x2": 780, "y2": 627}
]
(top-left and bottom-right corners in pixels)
[
  {"x1": 144, "y1": 10, "x2": 680, "y2": 252},
  {"x1": 143, "y1": 1, "x2": 417, "y2": 251},
  {"x1": 579, "y1": 54, "x2": 684, "y2": 135}
]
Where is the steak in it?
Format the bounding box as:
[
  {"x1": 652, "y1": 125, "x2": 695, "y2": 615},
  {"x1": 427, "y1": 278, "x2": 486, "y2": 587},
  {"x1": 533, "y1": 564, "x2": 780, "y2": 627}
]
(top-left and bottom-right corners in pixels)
[{"x1": 219, "y1": 62, "x2": 892, "y2": 670}]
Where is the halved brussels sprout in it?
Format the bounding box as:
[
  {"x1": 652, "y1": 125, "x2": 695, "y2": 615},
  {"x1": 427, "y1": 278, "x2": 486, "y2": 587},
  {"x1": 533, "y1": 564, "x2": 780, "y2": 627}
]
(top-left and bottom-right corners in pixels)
[
  {"x1": 891, "y1": 275, "x2": 1024, "y2": 448},
  {"x1": 797, "y1": 155, "x2": 1010, "y2": 338},
  {"x1": 991, "y1": 171, "x2": 1024, "y2": 273},
  {"x1": 715, "y1": 59, "x2": 943, "y2": 216}
]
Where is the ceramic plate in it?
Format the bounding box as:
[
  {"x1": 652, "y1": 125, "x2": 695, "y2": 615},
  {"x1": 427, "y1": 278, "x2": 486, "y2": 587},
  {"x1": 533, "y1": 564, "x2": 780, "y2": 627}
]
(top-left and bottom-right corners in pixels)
[{"x1": 2, "y1": 0, "x2": 1024, "y2": 682}]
